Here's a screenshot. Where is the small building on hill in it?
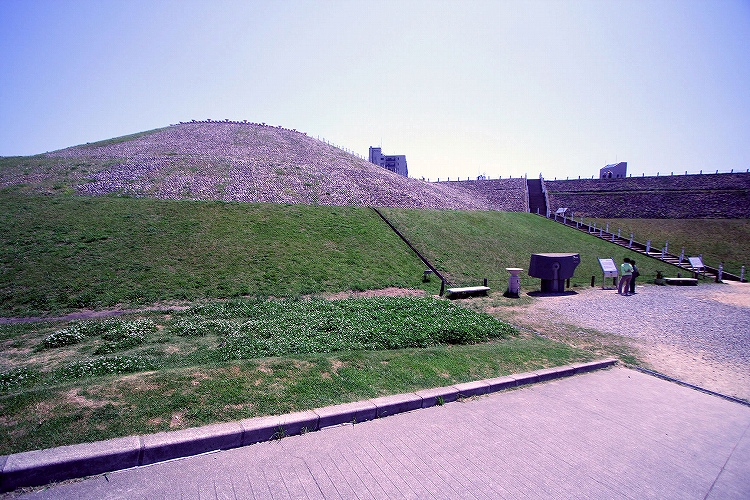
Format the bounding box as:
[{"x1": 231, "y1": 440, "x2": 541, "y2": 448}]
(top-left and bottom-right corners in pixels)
[
  {"x1": 600, "y1": 162, "x2": 627, "y2": 179},
  {"x1": 369, "y1": 147, "x2": 408, "y2": 177}
]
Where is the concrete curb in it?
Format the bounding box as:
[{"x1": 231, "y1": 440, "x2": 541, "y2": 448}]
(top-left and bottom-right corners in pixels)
[{"x1": 0, "y1": 358, "x2": 617, "y2": 492}]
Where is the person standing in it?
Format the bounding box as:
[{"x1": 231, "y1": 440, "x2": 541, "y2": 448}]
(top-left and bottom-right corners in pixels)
[
  {"x1": 629, "y1": 259, "x2": 639, "y2": 294},
  {"x1": 618, "y1": 258, "x2": 634, "y2": 295}
]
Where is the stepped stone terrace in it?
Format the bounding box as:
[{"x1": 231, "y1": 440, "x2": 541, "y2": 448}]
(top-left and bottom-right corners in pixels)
[
  {"x1": 544, "y1": 173, "x2": 750, "y2": 218},
  {"x1": 1, "y1": 122, "x2": 523, "y2": 211},
  {"x1": 3, "y1": 120, "x2": 749, "y2": 218}
]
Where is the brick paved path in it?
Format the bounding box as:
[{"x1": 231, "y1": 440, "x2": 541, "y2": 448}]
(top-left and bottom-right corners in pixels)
[{"x1": 23, "y1": 367, "x2": 750, "y2": 499}]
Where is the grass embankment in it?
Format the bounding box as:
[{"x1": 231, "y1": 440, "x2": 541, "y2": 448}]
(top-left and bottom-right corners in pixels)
[
  {"x1": 0, "y1": 194, "x2": 630, "y2": 455},
  {"x1": 0, "y1": 192, "x2": 437, "y2": 317},
  {"x1": 379, "y1": 208, "x2": 669, "y2": 288},
  {"x1": 587, "y1": 218, "x2": 750, "y2": 275}
]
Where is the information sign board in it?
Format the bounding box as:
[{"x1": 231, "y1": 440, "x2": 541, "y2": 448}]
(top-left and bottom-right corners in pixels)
[
  {"x1": 688, "y1": 257, "x2": 704, "y2": 270},
  {"x1": 598, "y1": 258, "x2": 619, "y2": 277}
]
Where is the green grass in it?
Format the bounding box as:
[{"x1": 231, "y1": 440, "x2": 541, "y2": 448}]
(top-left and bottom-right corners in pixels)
[
  {"x1": 587, "y1": 218, "x2": 750, "y2": 275},
  {"x1": 0, "y1": 338, "x2": 590, "y2": 455},
  {"x1": 4, "y1": 194, "x2": 742, "y2": 318},
  {"x1": 379, "y1": 209, "x2": 674, "y2": 289},
  {"x1": 1, "y1": 297, "x2": 516, "y2": 390},
  {"x1": 0, "y1": 156, "x2": 104, "y2": 196},
  {"x1": 0, "y1": 296, "x2": 596, "y2": 455},
  {"x1": 0, "y1": 193, "x2": 436, "y2": 317},
  {"x1": 3, "y1": 193, "x2": 741, "y2": 457}
]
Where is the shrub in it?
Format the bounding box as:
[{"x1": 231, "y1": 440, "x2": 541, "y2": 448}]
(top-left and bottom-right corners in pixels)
[
  {"x1": 168, "y1": 318, "x2": 236, "y2": 337},
  {"x1": 56, "y1": 356, "x2": 153, "y2": 380},
  {"x1": 100, "y1": 319, "x2": 156, "y2": 341},
  {"x1": 0, "y1": 367, "x2": 39, "y2": 391},
  {"x1": 41, "y1": 328, "x2": 86, "y2": 349},
  {"x1": 95, "y1": 319, "x2": 156, "y2": 354},
  {"x1": 214, "y1": 296, "x2": 518, "y2": 361},
  {"x1": 40, "y1": 320, "x2": 123, "y2": 350}
]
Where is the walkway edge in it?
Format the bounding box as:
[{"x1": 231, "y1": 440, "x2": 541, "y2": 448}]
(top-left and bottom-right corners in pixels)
[{"x1": 0, "y1": 358, "x2": 617, "y2": 493}]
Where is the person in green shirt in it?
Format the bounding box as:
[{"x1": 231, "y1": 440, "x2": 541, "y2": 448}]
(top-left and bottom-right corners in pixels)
[{"x1": 618, "y1": 258, "x2": 634, "y2": 295}]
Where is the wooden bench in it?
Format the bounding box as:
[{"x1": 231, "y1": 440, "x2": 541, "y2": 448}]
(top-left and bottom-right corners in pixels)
[
  {"x1": 446, "y1": 286, "x2": 490, "y2": 299},
  {"x1": 664, "y1": 277, "x2": 698, "y2": 286}
]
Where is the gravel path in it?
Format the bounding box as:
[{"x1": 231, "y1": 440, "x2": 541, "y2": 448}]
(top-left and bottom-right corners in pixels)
[{"x1": 531, "y1": 281, "x2": 750, "y2": 401}]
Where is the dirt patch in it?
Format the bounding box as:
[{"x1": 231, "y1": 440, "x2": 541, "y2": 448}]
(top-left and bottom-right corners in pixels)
[
  {"x1": 0, "y1": 301, "x2": 193, "y2": 325},
  {"x1": 292, "y1": 360, "x2": 314, "y2": 371},
  {"x1": 63, "y1": 389, "x2": 110, "y2": 409},
  {"x1": 491, "y1": 284, "x2": 750, "y2": 402},
  {"x1": 705, "y1": 281, "x2": 750, "y2": 308},
  {"x1": 190, "y1": 370, "x2": 212, "y2": 386},
  {"x1": 322, "y1": 287, "x2": 429, "y2": 301},
  {"x1": 257, "y1": 363, "x2": 273, "y2": 375},
  {"x1": 170, "y1": 412, "x2": 186, "y2": 429},
  {"x1": 0, "y1": 290, "x2": 430, "y2": 327}
]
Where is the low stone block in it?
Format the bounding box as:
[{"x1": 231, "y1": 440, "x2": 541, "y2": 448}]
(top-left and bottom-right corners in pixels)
[
  {"x1": 484, "y1": 375, "x2": 519, "y2": 394},
  {"x1": 534, "y1": 365, "x2": 578, "y2": 382},
  {"x1": 0, "y1": 436, "x2": 140, "y2": 493},
  {"x1": 512, "y1": 372, "x2": 540, "y2": 388},
  {"x1": 453, "y1": 380, "x2": 490, "y2": 398},
  {"x1": 140, "y1": 421, "x2": 243, "y2": 466},
  {"x1": 370, "y1": 393, "x2": 423, "y2": 418},
  {"x1": 277, "y1": 411, "x2": 320, "y2": 438},
  {"x1": 665, "y1": 277, "x2": 698, "y2": 286},
  {"x1": 415, "y1": 386, "x2": 460, "y2": 408},
  {"x1": 239, "y1": 415, "x2": 284, "y2": 445},
  {"x1": 314, "y1": 400, "x2": 377, "y2": 429},
  {"x1": 446, "y1": 286, "x2": 491, "y2": 299},
  {"x1": 572, "y1": 358, "x2": 618, "y2": 374}
]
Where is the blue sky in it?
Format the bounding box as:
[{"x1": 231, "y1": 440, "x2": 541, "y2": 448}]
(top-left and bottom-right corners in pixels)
[{"x1": 1, "y1": 0, "x2": 749, "y2": 181}]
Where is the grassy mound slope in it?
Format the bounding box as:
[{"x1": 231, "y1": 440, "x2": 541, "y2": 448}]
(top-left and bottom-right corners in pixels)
[
  {"x1": 4, "y1": 194, "x2": 738, "y2": 319},
  {"x1": 0, "y1": 193, "x2": 604, "y2": 455},
  {"x1": 587, "y1": 218, "x2": 749, "y2": 275},
  {"x1": 379, "y1": 208, "x2": 684, "y2": 288},
  {"x1": 1, "y1": 193, "x2": 438, "y2": 317}
]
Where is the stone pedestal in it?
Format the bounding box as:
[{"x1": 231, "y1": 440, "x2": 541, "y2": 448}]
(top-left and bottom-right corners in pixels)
[{"x1": 505, "y1": 268, "x2": 523, "y2": 298}]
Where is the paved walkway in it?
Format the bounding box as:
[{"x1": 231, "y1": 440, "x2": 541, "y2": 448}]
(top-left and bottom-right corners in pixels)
[{"x1": 20, "y1": 367, "x2": 750, "y2": 499}]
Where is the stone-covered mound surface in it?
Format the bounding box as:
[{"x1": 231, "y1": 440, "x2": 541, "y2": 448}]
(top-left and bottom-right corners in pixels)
[{"x1": 0, "y1": 121, "x2": 527, "y2": 211}]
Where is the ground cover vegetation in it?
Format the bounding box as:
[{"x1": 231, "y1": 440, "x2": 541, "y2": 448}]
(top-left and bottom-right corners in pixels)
[
  {"x1": 0, "y1": 296, "x2": 596, "y2": 455},
  {"x1": 378, "y1": 208, "x2": 669, "y2": 289},
  {"x1": 587, "y1": 218, "x2": 750, "y2": 275}
]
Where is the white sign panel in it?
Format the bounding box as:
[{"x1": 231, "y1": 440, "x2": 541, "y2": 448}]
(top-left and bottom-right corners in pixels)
[
  {"x1": 688, "y1": 257, "x2": 704, "y2": 270},
  {"x1": 598, "y1": 258, "x2": 619, "y2": 276}
]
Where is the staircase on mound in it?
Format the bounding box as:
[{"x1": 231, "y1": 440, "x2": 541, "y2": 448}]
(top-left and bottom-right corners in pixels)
[
  {"x1": 527, "y1": 179, "x2": 547, "y2": 216},
  {"x1": 543, "y1": 214, "x2": 745, "y2": 282}
]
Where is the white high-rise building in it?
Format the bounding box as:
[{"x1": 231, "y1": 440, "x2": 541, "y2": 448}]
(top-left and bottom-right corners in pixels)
[{"x1": 369, "y1": 147, "x2": 408, "y2": 177}]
